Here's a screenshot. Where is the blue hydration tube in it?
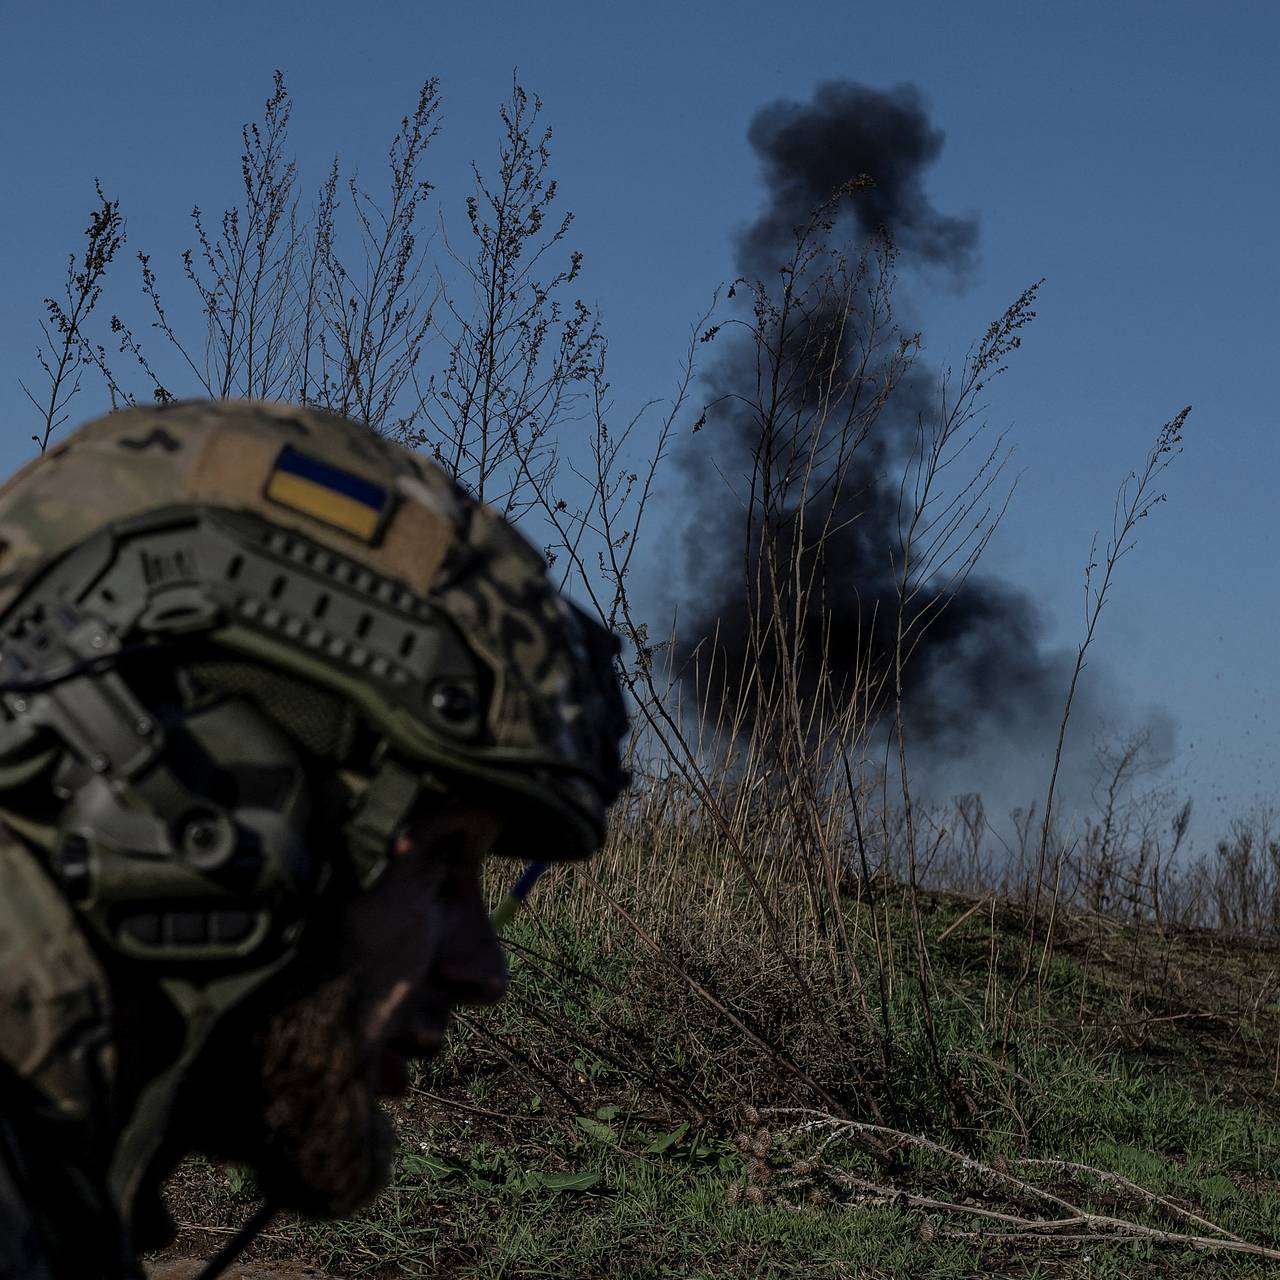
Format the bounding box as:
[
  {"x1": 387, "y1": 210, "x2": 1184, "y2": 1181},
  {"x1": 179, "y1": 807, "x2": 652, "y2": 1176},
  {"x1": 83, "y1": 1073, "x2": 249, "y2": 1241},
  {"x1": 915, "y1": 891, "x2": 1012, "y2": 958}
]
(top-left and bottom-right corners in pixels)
[{"x1": 489, "y1": 861, "x2": 548, "y2": 932}]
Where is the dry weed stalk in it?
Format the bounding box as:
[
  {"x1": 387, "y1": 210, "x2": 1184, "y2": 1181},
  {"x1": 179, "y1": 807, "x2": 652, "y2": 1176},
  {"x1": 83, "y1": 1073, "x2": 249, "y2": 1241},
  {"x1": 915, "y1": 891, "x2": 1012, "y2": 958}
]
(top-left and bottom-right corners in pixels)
[
  {"x1": 1015, "y1": 405, "x2": 1190, "y2": 1019},
  {"x1": 21, "y1": 181, "x2": 125, "y2": 449}
]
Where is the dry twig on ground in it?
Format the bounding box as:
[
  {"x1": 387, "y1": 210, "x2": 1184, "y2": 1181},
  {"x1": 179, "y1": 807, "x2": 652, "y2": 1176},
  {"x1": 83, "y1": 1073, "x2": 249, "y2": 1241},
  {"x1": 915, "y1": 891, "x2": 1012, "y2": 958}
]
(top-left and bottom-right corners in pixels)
[{"x1": 757, "y1": 1108, "x2": 1280, "y2": 1263}]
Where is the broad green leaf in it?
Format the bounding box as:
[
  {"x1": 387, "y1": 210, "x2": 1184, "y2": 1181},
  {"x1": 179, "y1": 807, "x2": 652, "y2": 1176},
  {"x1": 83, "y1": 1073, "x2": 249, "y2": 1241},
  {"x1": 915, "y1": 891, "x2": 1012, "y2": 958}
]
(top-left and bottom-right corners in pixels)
[
  {"x1": 574, "y1": 1115, "x2": 618, "y2": 1144},
  {"x1": 596, "y1": 1103, "x2": 620, "y2": 1121},
  {"x1": 534, "y1": 1169, "x2": 602, "y2": 1192},
  {"x1": 1198, "y1": 1174, "x2": 1237, "y2": 1203},
  {"x1": 401, "y1": 1152, "x2": 458, "y2": 1180},
  {"x1": 1111, "y1": 1143, "x2": 1167, "y2": 1180},
  {"x1": 643, "y1": 1123, "x2": 689, "y2": 1154}
]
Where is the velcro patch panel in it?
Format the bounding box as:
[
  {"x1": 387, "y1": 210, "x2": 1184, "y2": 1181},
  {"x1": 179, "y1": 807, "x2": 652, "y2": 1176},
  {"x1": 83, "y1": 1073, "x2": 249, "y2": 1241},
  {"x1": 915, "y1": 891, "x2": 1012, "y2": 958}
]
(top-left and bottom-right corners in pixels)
[{"x1": 264, "y1": 446, "x2": 392, "y2": 542}]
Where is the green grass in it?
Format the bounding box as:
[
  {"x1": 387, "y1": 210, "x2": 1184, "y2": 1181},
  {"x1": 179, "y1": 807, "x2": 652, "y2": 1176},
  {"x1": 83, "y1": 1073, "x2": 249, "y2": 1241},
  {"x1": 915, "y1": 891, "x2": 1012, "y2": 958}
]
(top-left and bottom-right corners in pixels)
[
  {"x1": 289, "y1": 1131, "x2": 979, "y2": 1278},
  {"x1": 155, "y1": 888, "x2": 1280, "y2": 1278}
]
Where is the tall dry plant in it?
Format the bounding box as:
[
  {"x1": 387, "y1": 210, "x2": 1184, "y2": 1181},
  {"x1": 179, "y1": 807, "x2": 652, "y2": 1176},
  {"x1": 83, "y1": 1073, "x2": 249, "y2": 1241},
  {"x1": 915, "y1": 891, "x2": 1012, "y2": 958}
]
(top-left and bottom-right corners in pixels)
[
  {"x1": 1007, "y1": 405, "x2": 1191, "y2": 1019},
  {"x1": 21, "y1": 181, "x2": 125, "y2": 451},
  {"x1": 402, "y1": 79, "x2": 602, "y2": 524},
  {"x1": 33, "y1": 72, "x2": 595, "y2": 520}
]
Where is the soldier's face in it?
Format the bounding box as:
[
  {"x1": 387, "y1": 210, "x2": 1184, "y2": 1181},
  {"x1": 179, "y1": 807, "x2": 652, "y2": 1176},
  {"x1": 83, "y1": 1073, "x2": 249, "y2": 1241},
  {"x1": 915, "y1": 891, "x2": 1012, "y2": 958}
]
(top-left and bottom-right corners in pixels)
[
  {"x1": 189, "y1": 805, "x2": 509, "y2": 1217},
  {"x1": 343, "y1": 805, "x2": 509, "y2": 1094}
]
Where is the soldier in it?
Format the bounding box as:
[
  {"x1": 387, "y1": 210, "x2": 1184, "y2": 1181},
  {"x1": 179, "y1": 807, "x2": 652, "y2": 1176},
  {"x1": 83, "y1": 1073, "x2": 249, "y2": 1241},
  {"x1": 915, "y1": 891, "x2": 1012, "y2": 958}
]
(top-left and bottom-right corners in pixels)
[{"x1": 0, "y1": 401, "x2": 630, "y2": 1278}]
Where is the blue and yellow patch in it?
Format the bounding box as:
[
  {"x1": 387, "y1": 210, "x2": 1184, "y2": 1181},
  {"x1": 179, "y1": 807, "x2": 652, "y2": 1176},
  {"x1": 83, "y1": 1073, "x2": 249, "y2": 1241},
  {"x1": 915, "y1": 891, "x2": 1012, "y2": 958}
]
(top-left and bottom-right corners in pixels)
[{"x1": 264, "y1": 446, "x2": 391, "y2": 542}]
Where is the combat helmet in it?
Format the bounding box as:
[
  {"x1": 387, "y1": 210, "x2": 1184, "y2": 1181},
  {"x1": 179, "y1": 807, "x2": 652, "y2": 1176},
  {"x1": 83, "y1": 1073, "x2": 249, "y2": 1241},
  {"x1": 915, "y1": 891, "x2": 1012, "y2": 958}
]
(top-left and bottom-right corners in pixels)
[{"x1": 0, "y1": 399, "x2": 630, "y2": 970}]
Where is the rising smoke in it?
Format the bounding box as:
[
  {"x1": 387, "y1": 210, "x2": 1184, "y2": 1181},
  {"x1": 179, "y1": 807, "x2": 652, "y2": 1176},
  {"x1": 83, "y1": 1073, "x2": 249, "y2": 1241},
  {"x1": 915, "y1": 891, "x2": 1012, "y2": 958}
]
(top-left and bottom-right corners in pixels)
[
  {"x1": 741, "y1": 82, "x2": 977, "y2": 277},
  {"x1": 673, "y1": 81, "x2": 1171, "y2": 808}
]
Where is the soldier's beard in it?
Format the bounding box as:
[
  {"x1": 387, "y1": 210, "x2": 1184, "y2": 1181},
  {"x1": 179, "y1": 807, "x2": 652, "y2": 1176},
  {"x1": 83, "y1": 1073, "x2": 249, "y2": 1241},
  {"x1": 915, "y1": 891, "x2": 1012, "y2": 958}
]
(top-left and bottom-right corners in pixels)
[{"x1": 235, "y1": 972, "x2": 395, "y2": 1218}]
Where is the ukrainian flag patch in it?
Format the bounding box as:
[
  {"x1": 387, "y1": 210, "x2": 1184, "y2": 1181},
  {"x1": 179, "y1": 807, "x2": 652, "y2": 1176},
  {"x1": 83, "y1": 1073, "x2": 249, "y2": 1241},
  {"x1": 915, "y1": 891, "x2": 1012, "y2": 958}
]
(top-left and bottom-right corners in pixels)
[{"x1": 264, "y1": 446, "x2": 390, "y2": 542}]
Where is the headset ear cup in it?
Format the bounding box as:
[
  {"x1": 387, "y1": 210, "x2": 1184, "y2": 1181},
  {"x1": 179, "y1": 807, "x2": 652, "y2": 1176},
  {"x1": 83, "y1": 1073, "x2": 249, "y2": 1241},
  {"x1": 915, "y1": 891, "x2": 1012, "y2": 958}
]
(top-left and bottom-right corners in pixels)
[{"x1": 50, "y1": 686, "x2": 324, "y2": 965}]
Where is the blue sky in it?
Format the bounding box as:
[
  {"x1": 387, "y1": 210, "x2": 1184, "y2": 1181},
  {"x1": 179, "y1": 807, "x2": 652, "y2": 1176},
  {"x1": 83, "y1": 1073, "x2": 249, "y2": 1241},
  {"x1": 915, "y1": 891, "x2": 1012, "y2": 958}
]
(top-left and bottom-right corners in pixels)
[{"x1": 1, "y1": 1, "x2": 1277, "y2": 844}]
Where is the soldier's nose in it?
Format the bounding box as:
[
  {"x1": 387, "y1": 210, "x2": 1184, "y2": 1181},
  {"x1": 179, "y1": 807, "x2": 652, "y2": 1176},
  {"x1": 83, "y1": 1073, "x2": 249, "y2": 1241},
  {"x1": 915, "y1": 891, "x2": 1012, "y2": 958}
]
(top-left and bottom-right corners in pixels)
[
  {"x1": 429, "y1": 893, "x2": 509, "y2": 1004},
  {"x1": 433, "y1": 939, "x2": 509, "y2": 1005},
  {"x1": 471, "y1": 959, "x2": 509, "y2": 1004}
]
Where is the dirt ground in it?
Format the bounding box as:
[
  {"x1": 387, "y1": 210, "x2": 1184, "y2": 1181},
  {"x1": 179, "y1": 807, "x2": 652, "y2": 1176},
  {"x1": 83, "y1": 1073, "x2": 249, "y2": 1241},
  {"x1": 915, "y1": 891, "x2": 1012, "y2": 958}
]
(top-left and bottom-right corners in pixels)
[{"x1": 150, "y1": 1261, "x2": 338, "y2": 1279}]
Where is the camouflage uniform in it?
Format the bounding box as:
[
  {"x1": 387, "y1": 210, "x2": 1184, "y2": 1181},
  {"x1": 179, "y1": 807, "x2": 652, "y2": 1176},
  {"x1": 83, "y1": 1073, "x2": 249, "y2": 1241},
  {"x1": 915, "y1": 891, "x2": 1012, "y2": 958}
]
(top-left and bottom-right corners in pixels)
[
  {"x1": 0, "y1": 828, "x2": 123, "y2": 1277},
  {"x1": 0, "y1": 401, "x2": 629, "y2": 1277}
]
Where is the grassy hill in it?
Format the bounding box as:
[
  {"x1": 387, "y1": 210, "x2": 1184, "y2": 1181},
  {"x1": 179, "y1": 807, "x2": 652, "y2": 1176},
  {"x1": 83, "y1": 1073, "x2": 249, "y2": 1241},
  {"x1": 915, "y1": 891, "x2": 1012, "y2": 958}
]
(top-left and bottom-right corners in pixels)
[{"x1": 156, "y1": 848, "x2": 1280, "y2": 1279}]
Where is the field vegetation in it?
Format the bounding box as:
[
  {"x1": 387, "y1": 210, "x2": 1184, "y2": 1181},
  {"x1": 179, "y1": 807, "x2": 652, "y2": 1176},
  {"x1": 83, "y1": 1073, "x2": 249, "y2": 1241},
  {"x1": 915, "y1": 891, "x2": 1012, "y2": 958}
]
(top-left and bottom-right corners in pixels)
[{"x1": 26, "y1": 74, "x2": 1280, "y2": 1279}]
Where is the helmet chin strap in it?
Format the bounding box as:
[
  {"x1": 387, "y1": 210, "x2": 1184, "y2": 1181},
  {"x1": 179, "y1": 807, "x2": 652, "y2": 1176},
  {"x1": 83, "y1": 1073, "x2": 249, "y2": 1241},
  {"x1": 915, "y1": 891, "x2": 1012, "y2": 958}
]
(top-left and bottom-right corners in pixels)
[{"x1": 194, "y1": 861, "x2": 547, "y2": 1280}]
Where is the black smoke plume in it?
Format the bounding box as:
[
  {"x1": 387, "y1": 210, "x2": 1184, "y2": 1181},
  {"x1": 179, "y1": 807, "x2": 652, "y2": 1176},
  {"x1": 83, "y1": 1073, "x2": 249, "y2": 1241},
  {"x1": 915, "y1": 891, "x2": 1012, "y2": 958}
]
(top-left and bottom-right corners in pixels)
[
  {"x1": 675, "y1": 82, "x2": 1144, "y2": 791},
  {"x1": 741, "y1": 82, "x2": 978, "y2": 277}
]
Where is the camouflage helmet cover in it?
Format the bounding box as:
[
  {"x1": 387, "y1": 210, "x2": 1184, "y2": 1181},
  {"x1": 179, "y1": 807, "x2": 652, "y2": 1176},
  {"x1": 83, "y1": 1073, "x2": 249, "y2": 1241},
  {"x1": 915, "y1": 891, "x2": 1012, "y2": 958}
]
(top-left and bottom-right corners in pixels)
[{"x1": 0, "y1": 400, "x2": 630, "y2": 862}]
